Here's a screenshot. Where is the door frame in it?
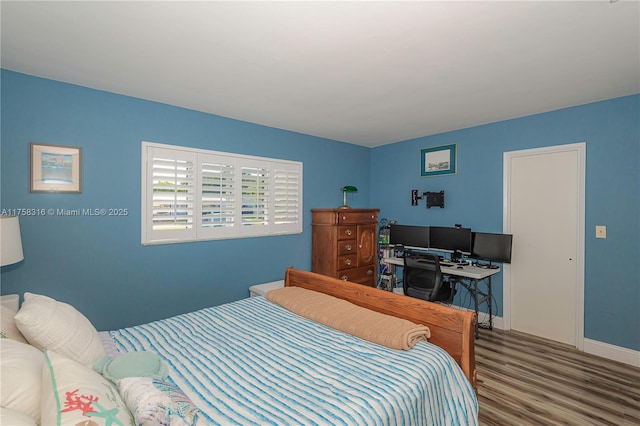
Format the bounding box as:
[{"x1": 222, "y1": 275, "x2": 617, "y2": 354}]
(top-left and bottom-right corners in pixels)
[{"x1": 502, "y1": 142, "x2": 586, "y2": 350}]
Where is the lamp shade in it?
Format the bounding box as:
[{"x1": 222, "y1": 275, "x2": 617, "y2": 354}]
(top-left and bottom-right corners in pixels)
[
  {"x1": 1, "y1": 216, "x2": 24, "y2": 266},
  {"x1": 340, "y1": 185, "x2": 358, "y2": 209}
]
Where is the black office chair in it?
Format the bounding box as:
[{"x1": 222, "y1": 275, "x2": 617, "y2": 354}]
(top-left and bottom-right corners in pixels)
[{"x1": 403, "y1": 253, "x2": 455, "y2": 303}]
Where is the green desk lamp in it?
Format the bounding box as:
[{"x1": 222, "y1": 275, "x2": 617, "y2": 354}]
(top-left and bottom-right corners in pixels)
[{"x1": 340, "y1": 186, "x2": 358, "y2": 209}]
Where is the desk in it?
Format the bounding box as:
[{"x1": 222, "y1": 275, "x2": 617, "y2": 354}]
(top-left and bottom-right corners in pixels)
[{"x1": 382, "y1": 257, "x2": 500, "y2": 338}]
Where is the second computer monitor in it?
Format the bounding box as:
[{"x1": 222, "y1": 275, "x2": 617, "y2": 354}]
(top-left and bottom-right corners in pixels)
[{"x1": 428, "y1": 226, "x2": 472, "y2": 254}]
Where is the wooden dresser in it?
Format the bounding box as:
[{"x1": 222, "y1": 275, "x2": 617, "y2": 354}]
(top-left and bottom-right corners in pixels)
[{"x1": 311, "y1": 208, "x2": 379, "y2": 286}]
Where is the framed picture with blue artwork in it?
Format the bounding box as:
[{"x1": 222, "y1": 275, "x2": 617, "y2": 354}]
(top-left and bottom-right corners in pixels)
[
  {"x1": 30, "y1": 142, "x2": 82, "y2": 193},
  {"x1": 420, "y1": 143, "x2": 457, "y2": 177}
]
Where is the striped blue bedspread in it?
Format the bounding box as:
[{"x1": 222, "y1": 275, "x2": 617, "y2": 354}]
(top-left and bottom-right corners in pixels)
[{"x1": 109, "y1": 296, "x2": 478, "y2": 426}]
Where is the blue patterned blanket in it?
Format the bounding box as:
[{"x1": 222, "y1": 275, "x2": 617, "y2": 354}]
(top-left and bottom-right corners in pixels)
[{"x1": 109, "y1": 296, "x2": 478, "y2": 426}]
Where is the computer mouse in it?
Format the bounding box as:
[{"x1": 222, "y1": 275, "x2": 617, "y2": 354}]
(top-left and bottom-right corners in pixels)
[{"x1": 456, "y1": 265, "x2": 463, "y2": 269}]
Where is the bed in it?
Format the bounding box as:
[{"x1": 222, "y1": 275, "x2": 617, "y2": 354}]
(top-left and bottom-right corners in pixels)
[
  {"x1": 283, "y1": 267, "x2": 477, "y2": 389},
  {"x1": 1, "y1": 267, "x2": 478, "y2": 426}
]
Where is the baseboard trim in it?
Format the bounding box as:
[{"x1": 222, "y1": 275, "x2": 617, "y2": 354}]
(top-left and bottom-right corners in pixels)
[
  {"x1": 447, "y1": 306, "x2": 504, "y2": 330},
  {"x1": 477, "y1": 311, "x2": 503, "y2": 330},
  {"x1": 471, "y1": 310, "x2": 640, "y2": 368},
  {"x1": 583, "y1": 338, "x2": 640, "y2": 368}
]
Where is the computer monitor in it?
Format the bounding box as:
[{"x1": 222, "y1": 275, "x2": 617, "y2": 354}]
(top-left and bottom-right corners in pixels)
[
  {"x1": 389, "y1": 224, "x2": 429, "y2": 250},
  {"x1": 428, "y1": 226, "x2": 472, "y2": 255},
  {"x1": 471, "y1": 232, "x2": 513, "y2": 264}
]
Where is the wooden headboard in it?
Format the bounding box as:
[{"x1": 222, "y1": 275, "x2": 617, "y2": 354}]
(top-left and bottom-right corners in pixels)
[{"x1": 284, "y1": 267, "x2": 477, "y2": 391}]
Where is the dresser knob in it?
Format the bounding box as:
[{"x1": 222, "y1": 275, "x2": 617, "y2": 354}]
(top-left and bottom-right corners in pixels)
[
  {"x1": 345, "y1": 229, "x2": 352, "y2": 236},
  {"x1": 345, "y1": 245, "x2": 352, "y2": 251},
  {"x1": 367, "y1": 269, "x2": 373, "y2": 275},
  {"x1": 344, "y1": 259, "x2": 352, "y2": 266},
  {"x1": 341, "y1": 275, "x2": 348, "y2": 281}
]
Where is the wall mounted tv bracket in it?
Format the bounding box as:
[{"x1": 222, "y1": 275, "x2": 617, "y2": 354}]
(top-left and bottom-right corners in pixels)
[{"x1": 411, "y1": 190, "x2": 445, "y2": 208}]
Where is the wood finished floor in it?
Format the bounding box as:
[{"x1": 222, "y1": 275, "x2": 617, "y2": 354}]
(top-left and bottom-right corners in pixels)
[{"x1": 475, "y1": 328, "x2": 640, "y2": 426}]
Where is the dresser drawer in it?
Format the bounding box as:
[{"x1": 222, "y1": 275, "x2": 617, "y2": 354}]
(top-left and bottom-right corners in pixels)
[
  {"x1": 338, "y1": 212, "x2": 378, "y2": 225},
  {"x1": 337, "y1": 239, "x2": 357, "y2": 255},
  {"x1": 337, "y1": 265, "x2": 376, "y2": 286},
  {"x1": 337, "y1": 225, "x2": 357, "y2": 240},
  {"x1": 337, "y1": 254, "x2": 357, "y2": 270}
]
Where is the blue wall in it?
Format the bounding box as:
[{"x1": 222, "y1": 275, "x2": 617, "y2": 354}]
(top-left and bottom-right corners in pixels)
[
  {"x1": 0, "y1": 70, "x2": 371, "y2": 330},
  {"x1": 2, "y1": 70, "x2": 638, "y2": 352},
  {"x1": 370, "y1": 95, "x2": 640, "y2": 351}
]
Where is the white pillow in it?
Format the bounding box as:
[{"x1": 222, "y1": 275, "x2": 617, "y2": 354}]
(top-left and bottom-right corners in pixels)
[
  {"x1": 0, "y1": 407, "x2": 38, "y2": 426},
  {"x1": 41, "y1": 349, "x2": 134, "y2": 426},
  {"x1": 1, "y1": 304, "x2": 28, "y2": 343},
  {"x1": 0, "y1": 339, "x2": 43, "y2": 423},
  {"x1": 15, "y1": 292, "x2": 105, "y2": 366}
]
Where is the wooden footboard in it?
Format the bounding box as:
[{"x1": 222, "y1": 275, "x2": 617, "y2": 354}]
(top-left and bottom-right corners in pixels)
[{"x1": 284, "y1": 267, "x2": 477, "y2": 392}]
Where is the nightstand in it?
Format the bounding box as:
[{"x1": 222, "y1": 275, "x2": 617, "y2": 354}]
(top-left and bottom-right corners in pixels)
[{"x1": 249, "y1": 280, "x2": 284, "y2": 297}]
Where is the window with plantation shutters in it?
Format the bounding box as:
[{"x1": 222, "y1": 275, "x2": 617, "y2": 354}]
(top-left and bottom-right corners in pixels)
[
  {"x1": 241, "y1": 164, "x2": 269, "y2": 228},
  {"x1": 201, "y1": 159, "x2": 235, "y2": 230},
  {"x1": 273, "y1": 165, "x2": 300, "y2": 227},
  {"x1": 142, "y1": 142, "x2": 302, "y2": 245}
]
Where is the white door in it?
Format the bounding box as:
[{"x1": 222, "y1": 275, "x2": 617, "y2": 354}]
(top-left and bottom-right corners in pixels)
[{"x1": 504, "y1": 143, "x2": 585, "y2": 348}]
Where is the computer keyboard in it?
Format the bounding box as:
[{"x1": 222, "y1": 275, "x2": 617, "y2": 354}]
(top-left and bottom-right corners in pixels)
[{"x1": 441, "y1": 260, "x2": 469, "y2": 267}]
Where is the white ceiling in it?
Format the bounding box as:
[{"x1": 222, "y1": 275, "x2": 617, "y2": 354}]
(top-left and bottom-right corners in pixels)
[{"x1": 1, "y1": 1, "x2": 639, "y2": 147}]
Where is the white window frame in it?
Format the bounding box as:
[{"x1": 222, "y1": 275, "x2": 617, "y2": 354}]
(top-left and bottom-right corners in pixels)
[{"x1": 141, "y1": 142, "x2": 303, "y2": 245}]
